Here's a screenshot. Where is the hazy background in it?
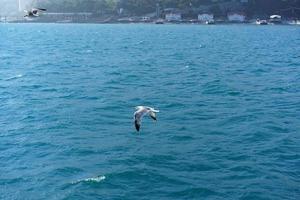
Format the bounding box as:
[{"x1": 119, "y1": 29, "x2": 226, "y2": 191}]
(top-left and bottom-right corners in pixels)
[
  {"x1": 1, "y1": 0, "x2": 300, "y2": 18},
  {"x1": 0, "y1": 0, "x2": 35, "y2": 16}
]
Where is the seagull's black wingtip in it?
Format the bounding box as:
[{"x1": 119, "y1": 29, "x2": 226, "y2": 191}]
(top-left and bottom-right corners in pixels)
[
  {"x1": 37, "y1": 8, "x2": 47, "y2": 11},
  {"x1": 135, "y1": 120, "x2": 140, "y2": 132}
]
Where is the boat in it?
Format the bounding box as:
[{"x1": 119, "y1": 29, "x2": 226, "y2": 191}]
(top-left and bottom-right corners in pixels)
[
  {"x1": 206, "y1": 20, "x2": 215, "y2": 25},
  {"x1": 269, "y1": 15, "x2": 282, "y2": 24},
  {"x1": 286, "y1": 20, "x2": 300, "y2": 25},
  {"x1": 256, "y1": 19, "x2": 268, "y2": 25},
  {"x1": 189, "y1": 19, "x2": 198, "y2": 24},
  {"x1": 155, "y1": 19, "x2": 164, "y2": 24}
]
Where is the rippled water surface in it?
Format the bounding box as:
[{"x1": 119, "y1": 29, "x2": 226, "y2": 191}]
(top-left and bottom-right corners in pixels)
[{"x1": 0, "y1": 23, "x2": 300, "y2": 200}]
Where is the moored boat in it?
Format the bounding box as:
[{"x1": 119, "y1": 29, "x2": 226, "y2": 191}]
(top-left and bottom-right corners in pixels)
[
  {"x1": 206, "y1": 20, "x2": 215, "y2": 25},
  {"x1": 269, "y1": 15, "x2": 282, "y2": 24},
  {"x1": 256, "y1": 19, "x2": 268, "y2": 25},
  {"x1": 155, "y1": 19, "x2": 164, "y2": 24}
]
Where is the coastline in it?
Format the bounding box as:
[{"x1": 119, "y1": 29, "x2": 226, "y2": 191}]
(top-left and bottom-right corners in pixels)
[
  {"x1": 1, "y1": 15, "x2": 300, "y2": 26},
  {"x1": 2, "y1": 20, "x2": 300, "y2": 26}
]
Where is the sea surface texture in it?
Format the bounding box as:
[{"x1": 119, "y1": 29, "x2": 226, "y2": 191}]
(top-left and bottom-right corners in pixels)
[{"x1": 0, "y1": 24, "x2": 299, "y2": 200}]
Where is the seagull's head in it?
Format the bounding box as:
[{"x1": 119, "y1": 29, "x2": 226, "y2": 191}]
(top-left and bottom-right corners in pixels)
[
  {"x1": 135, "y1": 106, "x2": 143, "y2": 110},
  {"x1": 149, "y1": 108, "x2": 159, "y2": 113}
]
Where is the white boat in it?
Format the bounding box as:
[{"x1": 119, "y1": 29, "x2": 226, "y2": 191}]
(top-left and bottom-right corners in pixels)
[
  {"x1": 269, "y1": 15, "x2": 282, "y2": 24},
  {"x1": 286, "y1": 20, "x2": 300, "y2": 25},
  {"x1": 205, "y1": 20, "x2": 215, "y2": 25},
  {"x1": 155, "y1": 19, "x2": 164, "y2": 24},
  {"x1": 256, "y1": 19, "x2": 268, "y2": 25}
]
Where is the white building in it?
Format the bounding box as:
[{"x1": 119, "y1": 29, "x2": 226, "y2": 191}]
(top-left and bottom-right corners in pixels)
[
  {"x1": 165, "y1": 13, "x2": 181, "y2": 21},
  {"x1": 141, "y1": 16, "x2": 151, "y2": 22},
  {"x1": 227, "y1": 13, "x2": 246, "y2": 22},
  {"x1": 198, "y1": 13, "x2": 214, "y2": 22}
]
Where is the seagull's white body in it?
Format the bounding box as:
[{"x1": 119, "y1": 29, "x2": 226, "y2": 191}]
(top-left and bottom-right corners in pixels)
[{"x1": 134, "y1": 106, "x2": 159, "y2": 132}]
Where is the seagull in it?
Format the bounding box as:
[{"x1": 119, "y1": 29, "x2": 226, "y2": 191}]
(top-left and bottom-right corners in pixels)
[
  {"x1": 134, "y1": 106, "x2": 159, "y2": 132},
  {"x1": 24, "y1": 8, "x2": 47, "y2": 18}
]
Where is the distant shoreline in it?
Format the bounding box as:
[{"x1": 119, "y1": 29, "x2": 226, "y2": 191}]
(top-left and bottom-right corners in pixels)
[
  {"x1": 2, "y1": 12, "x2": 300, "y2": 26},
  {"x1": 1, "y1": 16, "x2": 300, "y2": 26},
  {"x1": 2, "y1": 21, "x2": 300, "y2": 26}
]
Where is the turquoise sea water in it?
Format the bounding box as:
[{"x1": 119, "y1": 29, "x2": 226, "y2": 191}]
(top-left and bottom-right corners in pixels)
[{"x1": 0, "y1": 24, "x2": 299, "y2": 200}]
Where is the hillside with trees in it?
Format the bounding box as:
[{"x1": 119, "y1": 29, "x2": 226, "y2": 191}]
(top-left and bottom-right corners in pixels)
[{"x1": 36, "y1": 0, "x2": 300, "y2": 18}]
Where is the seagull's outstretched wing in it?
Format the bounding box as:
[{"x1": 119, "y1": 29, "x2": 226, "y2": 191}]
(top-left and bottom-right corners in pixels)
[
  {"x1": 134, "y1": 106, "x2": 148, "y2": 132},
  {"x1": 135, "y1": 119, "x2": 141, "y2": 131},
  {"x1": 134, "y1": 111, "x2": 143, "y2": 132}
]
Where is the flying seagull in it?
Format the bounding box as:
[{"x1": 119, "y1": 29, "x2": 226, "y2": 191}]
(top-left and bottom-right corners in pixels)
[
  {"x1": 24, "y1": 8, "x2": 47, "y2": 18},
  {"x1": 134, "y1": 106, "x2": 159, "y2": 132}
]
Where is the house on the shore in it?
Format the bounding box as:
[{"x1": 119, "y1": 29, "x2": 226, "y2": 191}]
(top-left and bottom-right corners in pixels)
[
  {"x1": 198, "y1": 13, "x2": 214, "y2": 22},
  {"x1": 164, "y1": 8, "x2": 182, "y2": 22},
  {"x1": 165, "y1": 13, "x2": 182, "y2": 21},
  {"x1": 0, "y1": 16, "x2": 6, "y2": 22},
  {"x1": 141, "y1": 16, "x2": 151, "y2": 22},
  {"x1": 43, "y1": 12, "x2": 93, "y2": 22},
  {"x1": 227, "y1": 12, "x2": 246, "y2": 22}
]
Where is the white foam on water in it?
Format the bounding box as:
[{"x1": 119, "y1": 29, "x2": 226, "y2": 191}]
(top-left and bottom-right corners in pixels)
[
  {"x1": 72, "y1": 175, "x2": 106, "y2": 184},
  {"x1": 6, "y1": 74, "x2": 23, "y2": 81}
]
